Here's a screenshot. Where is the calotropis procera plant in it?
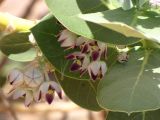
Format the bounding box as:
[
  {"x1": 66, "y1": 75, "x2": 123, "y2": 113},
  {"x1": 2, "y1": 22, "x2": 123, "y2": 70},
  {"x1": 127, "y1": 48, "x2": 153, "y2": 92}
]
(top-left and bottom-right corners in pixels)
[
  {"x1": 0, "y1": 0, "x2": 160, "y2": 119},
  {"x1": 8, "y1": 61, "x2": 62, "y2": 106}
]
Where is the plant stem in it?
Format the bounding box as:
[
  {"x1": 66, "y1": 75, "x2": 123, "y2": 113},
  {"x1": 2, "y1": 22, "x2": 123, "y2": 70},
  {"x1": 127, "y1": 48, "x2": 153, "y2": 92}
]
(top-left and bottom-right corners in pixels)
[
  {"x1": 136, "y1": 0, "x2": 140, "y2": 9},
  {"x1": 0, "y1": 12, "x2": 35, "y2": 32},
  {"x1": 142, "y1": 40, "x2": 160, "y2": 49},
  {"x1": 0, "y1": 89, "x2": 18, "y2": 120}
]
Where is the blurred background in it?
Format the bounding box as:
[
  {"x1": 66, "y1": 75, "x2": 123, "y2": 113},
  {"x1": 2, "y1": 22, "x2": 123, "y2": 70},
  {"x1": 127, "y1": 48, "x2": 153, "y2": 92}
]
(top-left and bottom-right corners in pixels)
[{"x1": 0, "y1": 0, "x2": 105, "y2": 120}]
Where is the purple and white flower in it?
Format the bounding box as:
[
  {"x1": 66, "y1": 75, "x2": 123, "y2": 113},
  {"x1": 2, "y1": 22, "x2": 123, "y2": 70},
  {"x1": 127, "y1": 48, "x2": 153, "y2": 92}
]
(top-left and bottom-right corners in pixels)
[
  {"x1": 88, "y1": 61, "x2": 107, "y2": 80},
  {"x1": 8, "y1": 68, "x2": 24, "y2": 86},
  {"x1": 24, "y1": 67, "x2": 44, "y2": 88},
  {"x1": 66, "y1": 52, "x2": 90, "y2": 75},
  {"x1": 58, "y1": 29, "x2": 77, "y2": 49},
  {"x1": 80, "y1": 40, "x2": 107, "y2": 61},
  {"x1": 150, "y1": 0, "x2": 160, "y2": 6},
  {"x1": 9, "y1": 88, "x2": 34, "y2": 107},
  {"x1": 58, "y1": 29, "x2": 108, "y2": 81},
  {"x1": 34, "y1": 81, "x2": 62, "y2": 104}
]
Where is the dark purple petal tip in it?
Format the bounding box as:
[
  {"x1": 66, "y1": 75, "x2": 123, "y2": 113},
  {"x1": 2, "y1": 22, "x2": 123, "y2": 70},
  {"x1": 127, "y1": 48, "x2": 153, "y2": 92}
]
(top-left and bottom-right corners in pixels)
[
  {"x1": 45, "y1": 93, "x2": 54, "y2": 104},
  {"x1": 65, "y1": 54, "x2": 75, "y2": 60},
  {"x1": 91, "y1": 71, "x2": 97, "y2": 81},
  {"x1": 70, "y1": 62, "x2": 81, "y2": 71},
  {"x1": 81, "y1": 44, "x2": 89, "y2": 53},
  {"x1": 92, "y1": 51, "x2": 100, "y2": 61},
  {"x1": 57, "y1": 92, "x2": 62, "y2": 99},
  {"x1": 38, "y1": 91, "x2": 42, "y2": 101}
]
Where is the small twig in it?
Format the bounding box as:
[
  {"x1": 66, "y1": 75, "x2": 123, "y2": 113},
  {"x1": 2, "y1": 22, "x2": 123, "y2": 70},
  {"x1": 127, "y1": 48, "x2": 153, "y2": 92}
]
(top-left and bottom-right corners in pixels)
[
  {"x1": 0, "y1": 56, "x2": 8, "y2": 70},
  {"x1": 88, "y1": 111, "x2": 94, "y2": 120},
  {"x1": 0, "y1": 56, "x2": 18, "y2": 120},
  {"x1": 101, "y1": 111, "x2": 107, "y2": 120},
  {"x1": 22, "y1": 0, "x2": 37, "y2": 18},
  {"x1": 0, "y1": 89, "x2": 18, "y2": 120},
  {"x1": 0, "y1": 0, "x2": 4, "y2": 5},
  {"x1": 61, "y1": 112, "x2": 68, "y2": 120}
]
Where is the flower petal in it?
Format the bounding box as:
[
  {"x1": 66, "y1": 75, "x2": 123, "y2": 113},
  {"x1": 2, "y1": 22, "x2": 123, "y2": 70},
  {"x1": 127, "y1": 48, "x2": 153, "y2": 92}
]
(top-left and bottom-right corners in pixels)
[
  {"x1": 24, "y1": 67, "x2": 44, "y2": 87},
  {"x1": 70, "y1": 61, "x2": 81, "y2": 71},
  {"x1": 58, "y1": 30, "x2": 77, "y2": 48},
  {"x1": 75, "y1": 37, "x2": 86, "y2": 46},
  {"x1": 24, "y1": 91, "x2": 33, "y2": 107},
  {"x1": 88, "y1": 61, "x2": 100, "y2": 76},
  {"x1": 65, "y1": 54, "x2": 76, "y2": 60},
  {"x1": 58, "y1": 30, "x2": 69, "y2": 42},
  {"x1": 50, "y1": 81, "x2": 62, "y2": 99},
  {"x1": 91, "y1": 70, "x2": 98, "y2": 80},
  {"x1": 91, "y1": 50, "x2": 100, "y2": 61},
  {"x1": 100, "y1": 61, "x2": 107, "y2": 77},
  {"x1": 33, "y1": 89, "x2": 42, "y2": 102},
  {"x1": 8, "y1": 69, "x2": 24, "y2": 86},
  {"x1": 60, "y1": 38, "x2": 75, "y2": 48},
  {"x1": 81, "y1": 44, "x2": 89, "y2": 53},
  {"x1": 39, "y1": 82, "x2": 49, "y2": 94},
  {"x1": 88, "y1": 61, "x2": 107, "y2": 80},
  {"x1": 45, "y1": 91, "x2": 54, "y2": 104},
  {"x1": 65, "y1": 52, "x2": 82, "y2": 60},
  {"x1": 12, "y1": 88, "x2": 26, "y2": 100}
]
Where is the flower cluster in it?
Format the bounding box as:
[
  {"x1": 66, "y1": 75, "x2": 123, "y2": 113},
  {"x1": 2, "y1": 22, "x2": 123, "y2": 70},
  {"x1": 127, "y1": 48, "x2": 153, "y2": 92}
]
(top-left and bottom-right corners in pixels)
[
  {"x1": 8, "y1": 64, "x2": 62, "y2": 107},
  {"x1": 57, "y1": 29, "x2": 107, "y2": 81},
  {"x1": 150, "y1": 0, "x2": 160, "y2": 7}
]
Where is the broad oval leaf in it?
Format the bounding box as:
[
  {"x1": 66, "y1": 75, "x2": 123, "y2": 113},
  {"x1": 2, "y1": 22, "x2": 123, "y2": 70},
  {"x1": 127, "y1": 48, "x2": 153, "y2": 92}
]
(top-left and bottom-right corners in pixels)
[
  {"x1": 31, "y1": 15, "x2": 90, "y2": 80},
  {"x1": 107, "y1": 109, "x2": 160, "y2": 120},
  {"x1": 79, "y1": 8, "x2": 160, "y2": 43},
  {"x1": 56, "y1": 72, "x2": 102, "y2": 111},
  {"x1": 0, "y1": 32, "x2": 36, "y2": 62},
  {"x1": 97, "y1": 48, "x2": 160, "y2": 113},
  {"x1": 45, "y1": 0, "x2": 139, "y2": 45}
]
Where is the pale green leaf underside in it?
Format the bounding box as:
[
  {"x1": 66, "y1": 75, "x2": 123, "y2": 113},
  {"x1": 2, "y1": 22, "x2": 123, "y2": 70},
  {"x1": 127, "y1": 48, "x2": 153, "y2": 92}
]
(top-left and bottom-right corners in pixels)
[
  {"x1": 79, "y1": 8, "x2": 160, "y2": 43},
  {"x1": 107, "y1": 109, "x2": 160, "y2": 120},
  {"x1": 97, "y1": 48, "x2": 160, "y2": 113},
  {"x1": 8, "y1": 48, "x2": 36, "y2": 62},
  {"x1": 45, "y1": 0, "x2": 139, "y2": 45}
]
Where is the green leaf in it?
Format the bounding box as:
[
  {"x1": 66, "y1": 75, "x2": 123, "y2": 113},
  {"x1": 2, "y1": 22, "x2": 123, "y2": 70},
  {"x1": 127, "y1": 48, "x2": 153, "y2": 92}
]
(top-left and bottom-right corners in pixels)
[
  {"x1": 0, "y1": 32, "x2": 36, "y2": 62},
  {"x1": 56, "y1": 72, "x2": 102, "y2": 111},
  {"x1": 31, "y1": 15, "x2": 90, "y2": 80},
  {"x1": 106, "y1": 112, "x2": 142, "y2": 120},
  {"x1": 139, "y1": 0, "x2": 149, "y2": 7},
  {"x1": 119, "y1": 0, "x2": 133, "y2": 10},
  {"x1": 97, "y1": 48, "x2": 160, "y2": 113},
  {"x1": 100, "y1": 0, "x2": 121, "y2": 9},
  {"x1": 0, "y1": 32, "x2": 31, "y2": 54},
  {"x1": 8, "y1": 48, "x2": 36, "y2": 62},
  {"x1": 106, "y1": 109, "x2": 160, "y2": 120},
  {"x1": 79, "y1": 8, "x2": 160, "y2": 43},
  {"x1": 45, "y1": 0, "x2": 139, "y2": 45}
]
